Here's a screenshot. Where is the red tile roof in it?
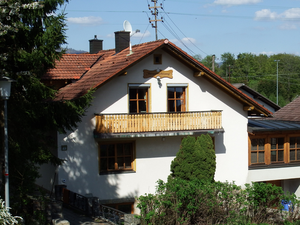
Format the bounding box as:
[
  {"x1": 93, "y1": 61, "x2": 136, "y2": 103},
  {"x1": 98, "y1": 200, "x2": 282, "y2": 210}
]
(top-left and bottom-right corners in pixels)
[
  {"x1": 53, "y1": 39, "x2": 272, "y2": 116},
  {"x1": 271, "y1": 96, "x2": 300, "y2": 121},
  {"x1": 43, "y1": 53, "x2": 103, "y2": 80}
]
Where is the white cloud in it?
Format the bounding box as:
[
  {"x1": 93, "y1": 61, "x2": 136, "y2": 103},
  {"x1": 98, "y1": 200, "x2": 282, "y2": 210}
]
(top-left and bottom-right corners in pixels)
[
  {"x1": 182, "y1": 37, "x2": 196, "y2": 44},
  {"x1": 254, "y1": 9, "x2": 278, "y2": 21},
  {"x1": 107, "y1": 30, "x2": 151, "y2": 39},
  {"x1": 131, "y1": 30, "x2": 151, "y2": 39},
  {"x1": 279, "y1": 23, "x2": 298, "y2": 30},
  {"x1": 214, "y1": 0, "x2": 261, "y2": 6},
  {"x1": 170, "y1": 37, "x2": 197, "y2": 46},
  {"x1": 254, "y1": 8, "x2": 300, "y2": 21},
  {"x1": 67, "y1": 16, "x2": 103, "y2": 26},
  {"x1": 282, "y1": 8, "x2": 300, "y2": 20}
]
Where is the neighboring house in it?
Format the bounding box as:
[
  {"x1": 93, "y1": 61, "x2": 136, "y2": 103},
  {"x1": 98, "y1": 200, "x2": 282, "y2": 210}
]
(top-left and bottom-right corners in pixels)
[
  {"x1": 233, "y1": 83, "x2": 280, "y2": 114},
  {"x1": 42, "y1": 53, "x2": 102, "y2": 89},
  {"x1": 248, "y1": 96, "x2": 300, "y2": 195},
  {"x1": 38, "y1": 31, "x2": 275, "y2": 214}
]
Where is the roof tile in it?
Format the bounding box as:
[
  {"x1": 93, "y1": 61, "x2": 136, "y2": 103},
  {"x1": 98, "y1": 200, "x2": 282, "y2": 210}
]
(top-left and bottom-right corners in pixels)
[
  {"x1": 271, "y1": 96, "x2": 300, "y2": 121},
  {"x1": 52, "y1": 39, "x2": 272, "y2": 116},
  {"x1": 43, "y1": 53, "x2": 103, "y2": 80}
]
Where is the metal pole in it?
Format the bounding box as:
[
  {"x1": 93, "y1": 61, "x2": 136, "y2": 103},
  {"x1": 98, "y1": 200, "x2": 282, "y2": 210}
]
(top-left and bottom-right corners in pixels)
[
  {"x1": 154, "y1": 0, "x2": 158, "y2": 40},
  {"x1": 275, "y1": 60, "x2": 280, "y2": 105},
  {"x1": 4, "y1": 99, "x2": 9, "y2": 209}
]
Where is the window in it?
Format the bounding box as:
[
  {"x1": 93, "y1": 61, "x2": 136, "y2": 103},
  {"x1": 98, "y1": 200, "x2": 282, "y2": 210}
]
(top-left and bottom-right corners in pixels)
[
  {"x1": 153, "y1": 54, "x2": 162, "y2": 64},
  {"x1": 105, "y1": 202, "x2": 134, "y2": 214},
  {"x1": 251, "y1": 138, "x2": 265, "y2": 164},
  {"x1": 270, "y1": 137, "x2": 284, "y2": 163},
  {"x1": 99, "y1": 142, "x2": 135, "y2": 173},
  {"x1": 129, "y1": 85, "x2": 149, "y2": 113},
  {"x1": 290, "y1": 136, "x2": 300, "y2": 161},
  {"x1": 167, "y1": 86, "x2": 186, "y2": 112}
]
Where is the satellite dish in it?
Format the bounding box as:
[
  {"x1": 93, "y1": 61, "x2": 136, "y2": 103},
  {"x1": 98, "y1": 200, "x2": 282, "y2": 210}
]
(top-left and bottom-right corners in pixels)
[{"x1": 123, "y1": 20, "x2": 133, "y2": 36}]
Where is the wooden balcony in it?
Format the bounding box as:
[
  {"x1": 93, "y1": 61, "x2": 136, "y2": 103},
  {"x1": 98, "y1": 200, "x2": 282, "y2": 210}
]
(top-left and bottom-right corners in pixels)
[{"x1": 95, "y1": 111, "x2": 222, "y2": 135}]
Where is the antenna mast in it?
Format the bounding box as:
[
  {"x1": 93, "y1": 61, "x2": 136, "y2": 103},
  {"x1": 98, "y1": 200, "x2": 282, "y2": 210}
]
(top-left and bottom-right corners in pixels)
[{"x1": 148, "y1": 0, "x2": 163, "y2": 40}]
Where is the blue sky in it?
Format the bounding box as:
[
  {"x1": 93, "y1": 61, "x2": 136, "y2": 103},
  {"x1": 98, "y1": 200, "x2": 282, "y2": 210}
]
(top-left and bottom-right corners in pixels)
[{"x1": 61, "y1": 0, "x2": 300, "y2": 61}]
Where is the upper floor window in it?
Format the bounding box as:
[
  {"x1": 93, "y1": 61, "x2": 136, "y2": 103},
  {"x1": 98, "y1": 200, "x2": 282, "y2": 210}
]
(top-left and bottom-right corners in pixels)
[
  {"x1": 290, "y1": 136, "x2": 300, "y2": 161},
  {"x1": 251, "y1": 138, "x2": 265, "y2": 164},
  {"x1": 270, "y1": 137, "x2": 284, "y2": 163},
  {"x1": 249, "y1": 135, "x2": 300, "y2": 167},
  {"x1": 129, "y1": 84, "x2": 149, "y2": 113},
  {"x1": 153, "y1": 54, "x2": 162, "y2": 64},
  {"x1": 167, "y1": 85, "x2": 187, "y2": 112}
]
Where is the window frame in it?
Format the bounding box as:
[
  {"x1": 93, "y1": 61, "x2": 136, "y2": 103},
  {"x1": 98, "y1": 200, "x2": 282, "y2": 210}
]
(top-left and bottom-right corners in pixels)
[
  {"x1": 128, "y1": 84, "x2": 150, "y2": 114},
  {"x1": 250, "y1": 138, "x2": 266, "y2": 165},
  {"x1": 153, "y1": 54, "x2": 162, "y2": 64},
  {"x1": 167, "y1": 85, "x2": 188, "y2": 112},
  {"x1": 270, "y1": 136, "x2": 285, "y2": 163},
  {"x1": 98, "y1": 141, "x2": 136, "y2": 174},
  {"x1": 105, "y1": 202, "x2": 134, "y2": 214},
  {"x1": 289, "y1": 135, "x2": 300, "y2": 162},
  {"x1": 248, "y1": 134, "x2": 300, "y2": 167}
]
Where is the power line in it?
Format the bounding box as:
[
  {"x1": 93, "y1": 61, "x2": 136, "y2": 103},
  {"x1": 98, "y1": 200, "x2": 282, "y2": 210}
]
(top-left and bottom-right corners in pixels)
[{"x1": 161, "y1": 7, "x2": 208, "y2": 56}]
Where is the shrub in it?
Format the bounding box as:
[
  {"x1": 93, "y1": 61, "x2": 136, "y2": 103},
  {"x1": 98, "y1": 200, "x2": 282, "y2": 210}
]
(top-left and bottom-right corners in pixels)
[
  {"x1": 137, "y1": 180, "x2": 300, "y2": 225},
  {"x1": 0, "y1": 198, "x2": 22, "y2": 224},
  {"x1": 170, "y1": 135, "x2": 216, "y2": 182}
]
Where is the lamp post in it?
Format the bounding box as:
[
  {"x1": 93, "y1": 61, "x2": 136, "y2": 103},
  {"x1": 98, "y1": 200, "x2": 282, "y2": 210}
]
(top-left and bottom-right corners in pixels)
[
  {"x1": 0, "y1": 76, "x2": 14, "y2": 209},
  {"x1": 274, "y1": 60, "x2": 280, "y2": 105}
]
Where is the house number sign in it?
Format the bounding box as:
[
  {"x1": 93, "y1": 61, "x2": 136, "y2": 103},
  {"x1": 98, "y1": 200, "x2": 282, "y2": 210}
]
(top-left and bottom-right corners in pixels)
[{"x1": 143, "y1": 69, "x2": 173, "y2": 79}]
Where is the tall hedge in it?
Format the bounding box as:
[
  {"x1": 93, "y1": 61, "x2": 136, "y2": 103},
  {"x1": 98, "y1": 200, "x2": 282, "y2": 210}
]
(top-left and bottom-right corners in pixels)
[{"x1": 170, "y1": 135, "x2": 216, "y2": 182}]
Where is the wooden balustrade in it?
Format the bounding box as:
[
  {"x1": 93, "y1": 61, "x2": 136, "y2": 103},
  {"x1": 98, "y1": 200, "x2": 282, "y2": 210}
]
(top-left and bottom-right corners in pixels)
[{"x1": 95, "y1": 111, "x2": 222, "y2": 134}]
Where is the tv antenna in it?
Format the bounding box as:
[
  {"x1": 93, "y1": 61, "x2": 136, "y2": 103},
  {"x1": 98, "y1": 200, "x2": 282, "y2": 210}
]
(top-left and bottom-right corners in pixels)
[
  {"x1": 123, "y1": 20, "x2": 140, "y2": 55},
  {"x1": 148, "y1": 0, "x2": 163, "y2": 40}
]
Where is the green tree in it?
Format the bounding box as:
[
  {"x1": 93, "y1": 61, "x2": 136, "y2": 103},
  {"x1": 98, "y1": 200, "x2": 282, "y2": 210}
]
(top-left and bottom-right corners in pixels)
[
  {"x1": 0, "y1": 0, "x2": 93, "y2": 221},
  {"x1": 170, "y1": 135, "x2": 216, "y2": 182},
  {"x1": 220, "y1": 52, "x2": 235, "y2": 81}
]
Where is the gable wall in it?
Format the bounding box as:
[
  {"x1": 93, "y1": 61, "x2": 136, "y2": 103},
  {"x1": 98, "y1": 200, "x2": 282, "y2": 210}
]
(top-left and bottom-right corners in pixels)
[{"x1": 55, "y1": 50, "x2": 250, "y2": 211}]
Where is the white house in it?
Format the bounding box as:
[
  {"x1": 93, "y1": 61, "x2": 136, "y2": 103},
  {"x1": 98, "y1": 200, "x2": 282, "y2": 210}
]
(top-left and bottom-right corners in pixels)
[{"x1": 39, "y1": 32, "x2": 277, "y2": 214}]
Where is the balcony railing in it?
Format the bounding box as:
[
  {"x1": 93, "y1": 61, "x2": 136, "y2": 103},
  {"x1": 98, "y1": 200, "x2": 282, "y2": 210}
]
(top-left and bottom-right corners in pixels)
[{"x1": 95, "y1": 111, "x2": 222, "y2": 134}]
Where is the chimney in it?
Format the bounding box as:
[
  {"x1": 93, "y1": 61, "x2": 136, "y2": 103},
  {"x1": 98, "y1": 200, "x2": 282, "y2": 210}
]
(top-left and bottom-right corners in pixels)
[
  {"x1": 89, "y1": 35, "x2": 103, "y2": 54},
  {"x1": 115, "y1": 31, "x2": 130, "y2": 53}
]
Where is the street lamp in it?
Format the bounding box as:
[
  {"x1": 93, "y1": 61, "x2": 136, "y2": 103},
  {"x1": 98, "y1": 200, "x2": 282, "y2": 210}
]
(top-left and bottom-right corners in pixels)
[
  {"x1": 274, "y1": 60, "x2": 280, "y2": 105},
  {"x1": 0, "y1": 76, "x2": 15, "y2": 209}
]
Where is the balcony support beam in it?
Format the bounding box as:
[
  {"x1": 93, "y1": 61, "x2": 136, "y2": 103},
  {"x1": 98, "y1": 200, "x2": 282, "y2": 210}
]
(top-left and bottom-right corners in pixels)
[{"x1": 94, "y1": 128, "x2": 224, "y2": 140}]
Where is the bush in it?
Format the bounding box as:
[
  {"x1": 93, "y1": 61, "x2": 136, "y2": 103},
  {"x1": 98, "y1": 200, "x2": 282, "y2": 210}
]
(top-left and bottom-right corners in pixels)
[
  {"x1": 137, "y1": 180, "x2": 300, "y2": 225},
  {"x1": 170, "y1": 135, "x2": 216, "y2": 182},
  {"x1": 0, "y1": 198, "x2": 22, "y2": 224}
]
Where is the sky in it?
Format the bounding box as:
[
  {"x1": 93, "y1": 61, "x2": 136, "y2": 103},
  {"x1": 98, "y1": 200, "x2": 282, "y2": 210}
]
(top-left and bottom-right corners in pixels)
[{"x1": 60, "y1": 0, "x2": 300, "y2": 61}]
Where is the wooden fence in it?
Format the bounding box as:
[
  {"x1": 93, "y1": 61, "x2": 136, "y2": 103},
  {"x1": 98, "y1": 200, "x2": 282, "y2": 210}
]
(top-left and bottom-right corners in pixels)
[{"x1": 95, "y1": 111, "x2": 222, "y2": 134}]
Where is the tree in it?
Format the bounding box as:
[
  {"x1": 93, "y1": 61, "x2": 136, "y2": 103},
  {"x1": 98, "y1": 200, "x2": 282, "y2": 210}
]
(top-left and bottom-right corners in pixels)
[
  {"x1": 170, "y1": 135, "x2": 216, "y2": 182},
  {"x1": 0, "y1": 0, "x2": 93, "y2": 220}
]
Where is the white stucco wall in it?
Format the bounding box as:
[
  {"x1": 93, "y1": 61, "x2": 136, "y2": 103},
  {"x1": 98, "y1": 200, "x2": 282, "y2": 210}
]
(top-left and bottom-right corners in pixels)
[{"x1": 55, "y1": 50, "x2": 250, "y2": 211}]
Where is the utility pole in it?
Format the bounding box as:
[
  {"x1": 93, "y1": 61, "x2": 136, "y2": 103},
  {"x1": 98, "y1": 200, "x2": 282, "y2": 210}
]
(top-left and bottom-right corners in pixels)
[
  {"x1": 228, "y1": 65, "x2": 231, "y2": 83},
  {"x1": 148, "y1": 0, "x2": 163, "y2": 40},
  {"x1": 212, "y1": 55, "x2": 215, "y2": 72},
  {"x1": 274, "y1": 60, "x2": 280, "y2": 105}
]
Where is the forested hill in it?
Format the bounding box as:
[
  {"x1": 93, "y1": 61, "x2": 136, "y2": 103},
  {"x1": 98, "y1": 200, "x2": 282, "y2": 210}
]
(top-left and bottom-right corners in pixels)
[{"x1": 198, "y1": 53, "x2": 300, "y2": 107}]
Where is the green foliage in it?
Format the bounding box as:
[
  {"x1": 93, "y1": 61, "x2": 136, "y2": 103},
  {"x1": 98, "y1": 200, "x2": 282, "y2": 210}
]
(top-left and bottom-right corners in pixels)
[
  {"x1": 0, "y1": 0, "x2": 94, "y2": 222},
  {"x1": 170, "y1": 135, "x2": 216, "y2": 182},
  {"x1": 212, "y1": 52, "x2": 300, "y2": 107},
  {"x1": 137, "y1": 180, "x2": 300, "y2": 225}
]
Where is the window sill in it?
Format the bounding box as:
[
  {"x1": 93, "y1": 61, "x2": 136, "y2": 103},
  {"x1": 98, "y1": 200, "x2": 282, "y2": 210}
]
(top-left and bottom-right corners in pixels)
[
  {"x1": 249, "y1": 162, "x2": 300, "y2": 170},
  {"x1": 99, "y1": 170, "x2": 136, "y2": 175}
]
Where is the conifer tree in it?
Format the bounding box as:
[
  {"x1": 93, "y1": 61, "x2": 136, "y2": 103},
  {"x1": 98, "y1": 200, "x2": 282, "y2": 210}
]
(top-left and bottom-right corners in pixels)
[
  {"x1": 170, "y1": 135, "x2": 216, "y2": 182},
  {"x1": 0, "y1": 0, "x2": 93, "y2": 219}
]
